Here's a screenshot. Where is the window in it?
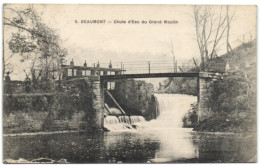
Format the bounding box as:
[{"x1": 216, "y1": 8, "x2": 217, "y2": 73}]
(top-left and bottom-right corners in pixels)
[
  {"x1": 110, "y1": 71, "x2": 115, "y2": 75},
  {"x1": 107, "y1": 82, "x2": 115, "y2": 90},
  {"x1": 82, "y1": 70, "x2": 86, "y2": 76},
  {"x1": 86, "y1": 70, "x2": 91, "y2": 75},
  {"x1": 68, "y1": 69, "x2": 72, "y2": 76}
]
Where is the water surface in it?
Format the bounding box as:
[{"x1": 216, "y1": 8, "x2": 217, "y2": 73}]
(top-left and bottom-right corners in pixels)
[{"x1": 3, "y1": 130, "x2": 256, "y2": 163}]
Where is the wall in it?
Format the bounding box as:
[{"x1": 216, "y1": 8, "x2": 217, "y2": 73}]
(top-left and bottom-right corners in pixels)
[
  {"x1": 3, "y1": 111, "x2": 85, "y2": 134},
  {"x1": 3, "y1": 78, "x2": 94, "y2": 134}
]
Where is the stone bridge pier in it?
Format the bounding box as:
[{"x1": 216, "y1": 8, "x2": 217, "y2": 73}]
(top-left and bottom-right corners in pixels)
[
  {"x1": 83, "y1": 76, "x2": 104, "y2": 132},
  {"x1": 91, "y1": 78, "x2": 105, "y2": 130},
  {"x1": 198, "y1": 72, "x2": 223, "y2": 122}
]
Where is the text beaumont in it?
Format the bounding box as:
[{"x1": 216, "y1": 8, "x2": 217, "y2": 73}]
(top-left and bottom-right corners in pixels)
[{"x1": 75, "y1": 20, "x2": 106, "y2": 24}]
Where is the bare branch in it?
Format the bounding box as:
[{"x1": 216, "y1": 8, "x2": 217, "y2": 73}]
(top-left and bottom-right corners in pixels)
[
  {"x1": 192, "y1": 5, "x2": 235, "y2": 70},
  {"x1": 4, "y1": 7, "x2": 24, "y2": 22},
  {"x1": 4, "y1": 53, "x2": 15, "y2": 63}
]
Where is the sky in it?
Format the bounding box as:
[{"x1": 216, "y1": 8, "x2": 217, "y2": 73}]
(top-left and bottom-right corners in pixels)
[{"x1": 3, "y1": 4, "x2": 257, "y2": 82}]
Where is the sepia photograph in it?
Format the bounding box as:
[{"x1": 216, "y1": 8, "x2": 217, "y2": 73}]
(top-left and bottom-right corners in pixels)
[{"x1": 2, "y1": 4, "x2": 257, "y2": 163}]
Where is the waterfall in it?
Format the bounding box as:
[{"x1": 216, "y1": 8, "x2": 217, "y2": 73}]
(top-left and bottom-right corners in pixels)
[
  {"x1": 118, "y1": 115, "x2": 131, "y2": 125},
  {"x1": 130, "y1": 116, "x2": 145, "y2": 124},
  {"x1": 104, "y1": 115, "x2": 146, "y2": 131},
  {"x1": 104, "y1": 116, "x2": 129, "y2": 131},
  {"x1": 104, "y1": 94, "x2": 197, "y2": 131},
  {"x1": 104, "y1": 116, "x2": 119, "y2": 125},
  {"x1": 150, "y1": 94, "x2": 197, "y2": 128}
]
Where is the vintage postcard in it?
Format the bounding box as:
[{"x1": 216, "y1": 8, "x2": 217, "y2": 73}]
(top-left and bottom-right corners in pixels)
[{"x1": 2, "y1": 4, "x2": 257, "y2": 163}]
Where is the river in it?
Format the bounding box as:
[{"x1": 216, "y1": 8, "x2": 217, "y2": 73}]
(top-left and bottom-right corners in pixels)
[{"x1": 3, "y1": 94, "x2": 256, "y2": 163}]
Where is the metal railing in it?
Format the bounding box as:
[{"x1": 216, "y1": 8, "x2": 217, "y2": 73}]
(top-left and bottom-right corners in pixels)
[{"x1": 97, "y1": 60, "x2": 201, "y2": 74}]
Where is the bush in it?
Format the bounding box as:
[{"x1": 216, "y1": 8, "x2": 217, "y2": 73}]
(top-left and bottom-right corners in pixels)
[
  {"x1": 54, "y1": 79, "x2": 93, "y2": 120},
  {"x1": 162, "y1": 77, "x2": 198, "y2": 96},
  {"x1": 183, "y1": 102, "x2": 198, "y2": 127},
  {"x1": 194, "y1": 71, "x2": 256, "y2": 133}
]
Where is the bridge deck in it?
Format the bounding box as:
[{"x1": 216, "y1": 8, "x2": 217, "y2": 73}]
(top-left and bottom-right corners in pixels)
[{"x1": 100, "y1": 72, "x2": 199, "y2": 81}]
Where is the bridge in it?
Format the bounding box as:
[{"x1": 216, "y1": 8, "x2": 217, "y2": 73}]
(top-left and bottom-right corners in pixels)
[
  {"x1": 62, "y1": 59, "x2": 224, "y2": 132},
  {"x1": 100, "y1": 72, "x2": 199, "y2": 81},
  {"x1": 62, "y1": 59, "x2": 203, "y2": 80}
]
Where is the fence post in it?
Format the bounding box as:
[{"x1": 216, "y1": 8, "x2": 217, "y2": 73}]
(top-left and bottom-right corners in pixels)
[
  {"x1": 175, "y1": 61, "x2": 178, "y2": 72},
  {"x1": 173, "y1": 55, "x2": 175, "y2": 73},
  {"x1": 148, "y1": 61, "x2": 150, "y2": 74}
]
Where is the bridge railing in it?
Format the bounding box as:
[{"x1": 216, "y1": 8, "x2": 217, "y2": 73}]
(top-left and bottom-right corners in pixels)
[
  {"x1": 99, "y1": 60, "x2": 200, "y2": 74},
  {"x1": 65, "y1": 58, "x2": 224, "y2": 78}
]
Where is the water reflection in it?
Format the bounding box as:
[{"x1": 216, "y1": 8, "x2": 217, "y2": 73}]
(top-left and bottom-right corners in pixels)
[
  {"x1": 3, "y1": 130, "x2": 256, "y2": 163},
  {"x1": 103, "y1": 131, "x2": 159, "y2": 163},
  {"x1": 150, "y1": 128, "x2": 197, "y2": 162}
]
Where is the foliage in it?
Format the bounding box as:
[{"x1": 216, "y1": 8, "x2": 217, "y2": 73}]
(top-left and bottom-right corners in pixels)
[
  {"x1": 162, "y1": 77, "x2": 198, "y2": 96},
  {"x1": 3, "y1": 95, "x2": 53, "y2": 115},
  {"x1": 183, "y1": 102, "x2": 198, "y2": 127},
  {"x1": 3, "y1": 79, "x2": 93, "y2": 121},
  {"x1": 3, "y1": 5, "x2": 67, "y2": 91},
  {"x1": 54, "y1": 79, "x2": 93, "y2": 120},
  {"x1": 108, "y1": 80, "x2": 156, "y2": 120},
  {"x1": 194, "y1": 72, "x2": 256, "y2": 133}
]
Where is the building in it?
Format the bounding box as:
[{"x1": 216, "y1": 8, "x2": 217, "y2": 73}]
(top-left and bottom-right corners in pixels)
[{"x1": 62, "y1": 60, "x2": 124, "y2": 80}]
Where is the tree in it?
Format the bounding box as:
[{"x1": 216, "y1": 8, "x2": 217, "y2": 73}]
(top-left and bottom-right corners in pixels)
[
  {"x1": 192, "y1": 5, "x2": 235, "y2": 71},
  {"x1": 226, "y1": 6, "x2": 233, "y2": 54},
  {"x1": 3, "y1": 5, "x2": 67, "y2": 90}
]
